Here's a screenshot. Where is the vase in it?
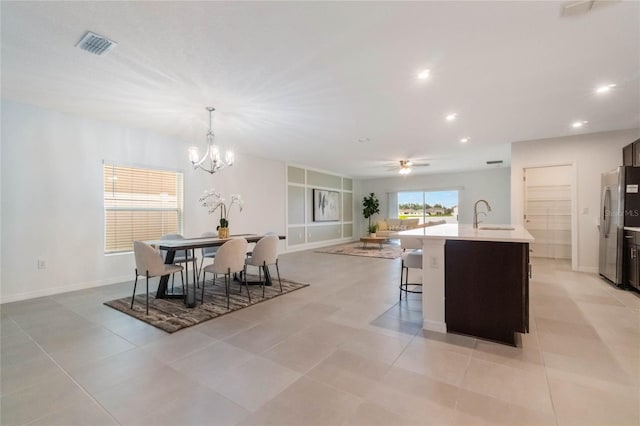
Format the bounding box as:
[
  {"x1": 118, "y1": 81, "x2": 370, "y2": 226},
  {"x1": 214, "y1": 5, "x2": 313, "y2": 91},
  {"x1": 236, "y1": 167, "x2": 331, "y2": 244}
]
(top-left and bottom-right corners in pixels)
[
  {"x1": 218, "y1": 227, "x2": 230, "y2": 239},
  {"x1": 370, "y1": 232, "x2": 376, "y2": 238}
]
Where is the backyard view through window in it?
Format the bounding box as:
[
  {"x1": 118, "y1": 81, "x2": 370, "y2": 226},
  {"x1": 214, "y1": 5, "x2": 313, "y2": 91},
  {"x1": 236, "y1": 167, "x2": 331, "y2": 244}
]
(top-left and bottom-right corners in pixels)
[
  {"x1": 104, "y1": 164, "x2": 184, "y2": 253},
  {"x1": 398, "y1": 190, "x2": 459, "y2": 224}
]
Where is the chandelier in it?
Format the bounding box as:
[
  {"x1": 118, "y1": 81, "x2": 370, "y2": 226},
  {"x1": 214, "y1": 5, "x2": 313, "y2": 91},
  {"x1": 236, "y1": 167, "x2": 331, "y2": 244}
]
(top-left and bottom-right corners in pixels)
[{"x1": 188, "y1": 107, "x2": 234, "y2": 174}]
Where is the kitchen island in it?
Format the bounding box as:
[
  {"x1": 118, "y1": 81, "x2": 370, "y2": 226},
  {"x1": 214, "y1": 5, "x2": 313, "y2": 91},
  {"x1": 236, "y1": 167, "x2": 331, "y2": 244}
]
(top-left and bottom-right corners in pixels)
[{"x1": 398, "y1": 224, "x2": 534, "y2": 346}]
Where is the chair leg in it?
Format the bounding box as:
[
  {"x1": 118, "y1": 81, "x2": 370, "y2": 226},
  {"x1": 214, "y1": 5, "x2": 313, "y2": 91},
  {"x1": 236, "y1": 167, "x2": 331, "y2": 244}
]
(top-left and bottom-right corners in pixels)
[
  {"x1": 201, "y1": 271, "x2": 206, "y2": 304},
  {"x1": 145, "y1": 273, "x2": 149, "y2": 315},
  {"x1": 262, "y1": 263, "x2": 266, "y2": 298},
  {"x1": 225, "y1": 272, "x2": 230, "y2": 309},
  {"x1": 275, "y1": 260, "x2": 283, "y2": 292},
  {"x1": 180, "y1": 270, "x2": 185, "y2": 293},
  {"x1": 400, "y1": 261, "x2": 405, "y2": 301},
  {"x1": 131, "y1": 271, "x2": 138, "y2": 309},
  {"x1": 243, "y1": 266, "x2": 251, "y2": 303}
]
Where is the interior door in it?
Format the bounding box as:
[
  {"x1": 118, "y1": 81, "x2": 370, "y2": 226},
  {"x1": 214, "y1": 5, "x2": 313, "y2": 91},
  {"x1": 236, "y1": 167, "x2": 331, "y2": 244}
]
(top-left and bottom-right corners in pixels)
[{"x1": 524, "y1": 165, "x2": 573, "y2": 260}]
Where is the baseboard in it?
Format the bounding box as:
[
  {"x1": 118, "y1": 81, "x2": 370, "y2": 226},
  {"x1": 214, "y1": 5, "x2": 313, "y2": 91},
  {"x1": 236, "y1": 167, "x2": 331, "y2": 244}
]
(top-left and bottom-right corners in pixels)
[
  {"x1": 284, "y1": 238, "x2": 357, "y2": 253},
  {"x1": 423, "y1": 319, "x2": 447, "y2": 333},
  {"x1": 577, "y1": 266, "x2": 598, "y2": 274},
  {"x1": 0, "y1": 274, "x2": 132, "y2": 304}
]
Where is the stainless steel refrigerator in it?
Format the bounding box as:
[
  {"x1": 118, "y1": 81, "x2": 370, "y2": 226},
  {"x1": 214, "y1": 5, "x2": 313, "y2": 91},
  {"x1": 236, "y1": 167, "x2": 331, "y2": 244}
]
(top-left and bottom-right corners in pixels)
[{"x1": 599, "y1": 166, "x2": 640, "y2": 285}]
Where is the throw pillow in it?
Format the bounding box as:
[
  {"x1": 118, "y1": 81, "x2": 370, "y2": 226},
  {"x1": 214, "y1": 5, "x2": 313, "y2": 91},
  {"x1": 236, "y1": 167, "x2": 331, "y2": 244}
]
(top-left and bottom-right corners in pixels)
[{"x1": 377, "y1": 220, "x2": 388, "y2": 231}]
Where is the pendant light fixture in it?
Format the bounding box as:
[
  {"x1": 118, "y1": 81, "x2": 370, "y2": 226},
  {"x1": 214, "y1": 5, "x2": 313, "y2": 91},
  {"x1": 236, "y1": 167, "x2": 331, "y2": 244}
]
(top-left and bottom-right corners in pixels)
[{"x1": 188, "y1": 107, "x2": 234, "y2": 174}]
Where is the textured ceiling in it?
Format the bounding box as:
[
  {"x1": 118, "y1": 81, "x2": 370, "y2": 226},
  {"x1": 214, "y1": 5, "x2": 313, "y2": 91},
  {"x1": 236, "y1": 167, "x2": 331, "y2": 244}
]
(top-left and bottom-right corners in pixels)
[{"x1": 2, "y1": 1, "x2": 639, "y2": 178}]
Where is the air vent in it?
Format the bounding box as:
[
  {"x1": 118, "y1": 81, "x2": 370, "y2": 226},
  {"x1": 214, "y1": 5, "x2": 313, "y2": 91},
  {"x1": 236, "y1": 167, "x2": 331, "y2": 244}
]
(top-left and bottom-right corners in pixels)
[
  {"x1": 486, "y1": 160, "x2": 503, "y2": 165},
  {"x1": 76, "y1": 31, "x2": 117, "y2": 55}
]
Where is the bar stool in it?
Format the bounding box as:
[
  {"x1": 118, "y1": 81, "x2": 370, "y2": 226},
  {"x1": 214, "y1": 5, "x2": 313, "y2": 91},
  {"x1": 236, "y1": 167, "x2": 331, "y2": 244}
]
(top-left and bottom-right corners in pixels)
[{"x1": 400, "y1": 237, "x2": 423, "y2": 300}]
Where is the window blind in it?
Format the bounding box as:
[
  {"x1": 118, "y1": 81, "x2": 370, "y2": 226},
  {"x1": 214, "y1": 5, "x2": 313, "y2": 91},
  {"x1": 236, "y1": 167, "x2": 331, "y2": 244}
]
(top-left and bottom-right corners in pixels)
[{"x1": 104, "y1": 164, "x2": 183, "y2": 253}]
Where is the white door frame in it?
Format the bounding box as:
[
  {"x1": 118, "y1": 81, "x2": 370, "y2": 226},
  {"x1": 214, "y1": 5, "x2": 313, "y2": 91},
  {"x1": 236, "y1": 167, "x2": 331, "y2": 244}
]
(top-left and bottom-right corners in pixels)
[{"x1": 523, "y1": 161, "x2": 578, "y2": 271}]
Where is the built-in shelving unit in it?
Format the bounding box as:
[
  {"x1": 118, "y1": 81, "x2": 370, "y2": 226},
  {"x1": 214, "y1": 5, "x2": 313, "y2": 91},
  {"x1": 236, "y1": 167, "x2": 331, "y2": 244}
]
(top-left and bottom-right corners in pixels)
[{"x1": 524, "y1": 166, "x2": 573, "y2": 260}]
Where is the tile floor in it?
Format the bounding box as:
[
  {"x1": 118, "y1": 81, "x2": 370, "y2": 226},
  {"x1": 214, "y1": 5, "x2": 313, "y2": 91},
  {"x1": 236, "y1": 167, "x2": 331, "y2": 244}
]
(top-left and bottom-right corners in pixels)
[{"x1": 1, "y1": 250, "x2": 639, "y2": 425}]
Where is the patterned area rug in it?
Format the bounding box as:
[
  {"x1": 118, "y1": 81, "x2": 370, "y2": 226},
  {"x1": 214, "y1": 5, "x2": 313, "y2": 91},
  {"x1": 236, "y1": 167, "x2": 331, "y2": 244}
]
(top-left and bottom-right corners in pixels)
[
  {"x1": 104, "y1": 274, "x2": 308, "y2": 333},
  {"x1": 315, "y1": 241, "x2": 402, "y2": 259}
]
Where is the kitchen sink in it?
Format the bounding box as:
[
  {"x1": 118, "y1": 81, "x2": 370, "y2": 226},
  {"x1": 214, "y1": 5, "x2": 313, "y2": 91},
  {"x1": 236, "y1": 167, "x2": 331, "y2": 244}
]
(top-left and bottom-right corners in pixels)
[{"x1": 478, "y1": 226, "x2": 515, "y2": 231}]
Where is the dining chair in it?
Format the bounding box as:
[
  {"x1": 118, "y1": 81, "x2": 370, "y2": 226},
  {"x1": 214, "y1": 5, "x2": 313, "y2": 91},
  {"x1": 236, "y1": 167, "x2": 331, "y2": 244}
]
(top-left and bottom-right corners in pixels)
[
  {"x1": 245, "y1": 234, "x2": 282, "y2": 296},
  {"x1": 246, "y1": 231, "x2": 278, "y2": 257},
  {"x1": 201, "y1": 238, "x2": 249, "y2": 308},
  {"x1": 161, "y1": 234, "x2": 197, "y2": 292},
  {"x1": 197, "y1": 231, "x2": 219, "y2": 283},
  {"x1": 400, "y1": 237, "x2": 423, "y2": 301},
  {"x1": 132, "y1": 241, "x2": 184, "y2": 314}
]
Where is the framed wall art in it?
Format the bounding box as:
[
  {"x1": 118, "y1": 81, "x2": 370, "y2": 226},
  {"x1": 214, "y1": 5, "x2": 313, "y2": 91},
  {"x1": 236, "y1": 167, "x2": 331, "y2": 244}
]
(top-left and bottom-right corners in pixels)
[{"x1": 313, "y1": 189, "x2": 340, "y2": 221}]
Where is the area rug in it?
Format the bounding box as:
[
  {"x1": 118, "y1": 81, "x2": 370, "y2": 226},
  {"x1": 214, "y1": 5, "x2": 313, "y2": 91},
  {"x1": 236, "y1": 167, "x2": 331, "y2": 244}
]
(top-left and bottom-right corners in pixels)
[
  {"x1": 104, "y1": 274, "x2": 309, "y2": 333},
  {"x1": 315, "y1": 241, "x2": 402, "y2": 259}
]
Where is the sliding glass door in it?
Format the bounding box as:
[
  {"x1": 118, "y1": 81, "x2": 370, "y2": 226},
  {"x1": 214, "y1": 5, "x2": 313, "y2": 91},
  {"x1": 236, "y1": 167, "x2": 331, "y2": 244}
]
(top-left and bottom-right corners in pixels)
[{"x1": 398, "y1": 190, "x2": 459, "y2": 224}]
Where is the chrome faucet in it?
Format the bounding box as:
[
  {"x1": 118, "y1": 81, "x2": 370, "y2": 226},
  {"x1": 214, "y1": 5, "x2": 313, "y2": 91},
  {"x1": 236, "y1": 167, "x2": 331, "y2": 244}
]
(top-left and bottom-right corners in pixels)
[{"x1": 473, "y1": 199, "x2": 492, "y2": 228}]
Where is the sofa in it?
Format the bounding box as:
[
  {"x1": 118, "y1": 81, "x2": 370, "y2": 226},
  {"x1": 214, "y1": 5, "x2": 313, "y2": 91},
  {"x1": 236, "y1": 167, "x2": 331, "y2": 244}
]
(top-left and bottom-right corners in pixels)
[{"x1": 375, "y1": 218, "x2": 446, "y2": 238}]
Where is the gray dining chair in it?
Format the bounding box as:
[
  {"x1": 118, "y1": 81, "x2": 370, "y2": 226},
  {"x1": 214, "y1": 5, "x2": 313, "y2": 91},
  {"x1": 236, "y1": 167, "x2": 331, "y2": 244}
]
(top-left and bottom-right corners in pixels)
[
  {"x1": 197, "y1": 231, "x2": 219, "y2": 282},
  {"x1": 132, "y1": 241, "x2": 183, "y2": 314},
  {"x1": 161, "y1": 234, "x2": 197, "y2": 292},
  {"x1": 201, "y1": 238, "x2": 249, "y2": 308},
  {"x1": 245, "y1": 234, "x2": 282, "y2": 296}
]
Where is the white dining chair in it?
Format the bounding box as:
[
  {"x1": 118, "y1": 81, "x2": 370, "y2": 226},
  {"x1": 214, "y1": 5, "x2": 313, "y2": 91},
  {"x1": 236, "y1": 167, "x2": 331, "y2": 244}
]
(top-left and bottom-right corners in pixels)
[
  {"x1": 132, "y1": 241, "x2": 184, "y2": 314},
  {"x1": 200, "y1": 238, "x2": 249, "y2": 308},
  {"x1": 245, "y1": 234, "x2": 282, "y2": 296}
]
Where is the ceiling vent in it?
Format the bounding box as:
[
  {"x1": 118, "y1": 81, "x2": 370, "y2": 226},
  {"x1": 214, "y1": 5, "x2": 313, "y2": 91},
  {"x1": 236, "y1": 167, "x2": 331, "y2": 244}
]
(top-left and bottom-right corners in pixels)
[
  {"x1": 486, "y1": 160, "x2": 504, "y2": 165},
  {"x1": 76, "y1": 31, "x2": 117, "y2": 55},
  {"x1": 560, "y1": 0, "x2": 620, "y2": 17}
]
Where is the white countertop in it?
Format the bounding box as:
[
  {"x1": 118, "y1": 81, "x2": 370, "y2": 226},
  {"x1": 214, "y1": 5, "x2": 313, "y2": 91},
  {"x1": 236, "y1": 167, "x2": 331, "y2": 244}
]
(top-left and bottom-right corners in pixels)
[
  {"x1": 398, "y1": 223, "x2": 534, "y2": 243},
  {"x1": 624, "y1": 227, "x2": 640, "y2": 232}
]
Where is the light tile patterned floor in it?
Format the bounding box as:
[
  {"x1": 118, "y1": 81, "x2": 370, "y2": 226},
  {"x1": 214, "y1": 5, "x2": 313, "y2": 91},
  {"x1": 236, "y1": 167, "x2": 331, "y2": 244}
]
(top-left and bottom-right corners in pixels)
[{"x1": 1, "y1": 252, "x2": 639, "y2": 425}]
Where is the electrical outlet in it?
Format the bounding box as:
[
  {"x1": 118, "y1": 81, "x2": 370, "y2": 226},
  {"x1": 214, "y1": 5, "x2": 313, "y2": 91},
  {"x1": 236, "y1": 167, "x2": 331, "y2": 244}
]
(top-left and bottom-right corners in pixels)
[
  {"x1": 37, "y1": 259, "x2": 46, "y2": 269},
  {"x1": 429, "y1": 256, "x2": 438, "y2": 268}
]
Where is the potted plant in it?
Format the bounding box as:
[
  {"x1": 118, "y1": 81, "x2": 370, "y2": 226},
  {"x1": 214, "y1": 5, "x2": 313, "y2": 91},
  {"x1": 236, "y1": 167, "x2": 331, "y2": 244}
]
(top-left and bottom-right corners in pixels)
[
  {"x1": 368, "y1": 223, "x2": 378, "y2": 237},
  {"x1": 199, "y1": 189, "x2": 244, "y2": 239},
  {"x1": 362, "y1": 192, "x2": 380, "y2": 236}
]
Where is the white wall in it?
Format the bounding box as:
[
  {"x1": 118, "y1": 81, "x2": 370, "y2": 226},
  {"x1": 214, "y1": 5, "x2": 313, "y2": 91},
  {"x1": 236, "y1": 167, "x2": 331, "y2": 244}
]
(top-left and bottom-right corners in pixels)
[
  {"x1": 1, "y1": 101, "x2": 285, "y2": 303},
  {"x1": 511, "y1": 128, "x2": 640, "y2": 273},
  {"x1": 355, "y1": 167, "x2": 511, "y2": 235}
]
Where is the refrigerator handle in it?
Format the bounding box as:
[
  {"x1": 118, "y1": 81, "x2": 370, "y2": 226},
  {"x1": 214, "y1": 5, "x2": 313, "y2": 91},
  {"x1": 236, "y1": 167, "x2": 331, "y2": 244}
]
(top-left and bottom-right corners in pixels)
[{"x1": 602, "y1": 186, "x2": 612, "y2": 238}]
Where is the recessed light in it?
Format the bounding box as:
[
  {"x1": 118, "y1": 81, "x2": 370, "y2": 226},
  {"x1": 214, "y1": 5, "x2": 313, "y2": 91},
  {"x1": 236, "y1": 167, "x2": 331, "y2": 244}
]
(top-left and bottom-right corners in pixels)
[
  {"x1": 572, "y1": 120, "x2": 589, "y2": 128},
  {"x1": 595, "y1": 83, "x2": 616, "y2": 94},
  {"x1": 446, "y1": 113, "x2": 457, "y2": 121},
  {"x1": 417, "y1": 69, "x2": 431, "y2": 80},
  {"x1": 460, "y1": 137, "x2": 470, "y2": 143}
]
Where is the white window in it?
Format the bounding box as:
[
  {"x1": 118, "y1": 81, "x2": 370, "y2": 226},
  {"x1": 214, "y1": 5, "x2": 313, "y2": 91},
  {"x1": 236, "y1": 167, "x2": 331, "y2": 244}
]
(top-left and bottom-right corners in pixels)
[
  {"x1": 103, "y1": 163, "x2": 184, "y2": 253},
  {"x1": 398, "y1": 190, "x2": 459, "y2": 224}
]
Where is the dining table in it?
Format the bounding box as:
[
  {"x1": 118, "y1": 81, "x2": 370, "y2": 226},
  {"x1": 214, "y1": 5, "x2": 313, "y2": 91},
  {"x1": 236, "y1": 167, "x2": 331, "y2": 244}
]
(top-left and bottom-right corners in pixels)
[{"x1": 146, "y1": 233, "x2": 285, "y2": 308}]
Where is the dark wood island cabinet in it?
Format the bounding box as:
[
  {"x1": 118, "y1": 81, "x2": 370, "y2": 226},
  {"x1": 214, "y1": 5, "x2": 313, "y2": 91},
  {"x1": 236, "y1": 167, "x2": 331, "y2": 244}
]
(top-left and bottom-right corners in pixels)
[
  {"x1": 398, "y1": 223, "x2": 534, "y2": 347},
  {"x1": 445, "y1": 240, "x2": 530, "y2": 346}
]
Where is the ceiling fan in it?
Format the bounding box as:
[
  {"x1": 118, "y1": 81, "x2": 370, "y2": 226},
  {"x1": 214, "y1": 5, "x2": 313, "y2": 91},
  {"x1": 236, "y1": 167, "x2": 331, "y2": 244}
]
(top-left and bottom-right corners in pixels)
[{"x1": 393, "y1": 159, "x2": 430, "y2": 175}]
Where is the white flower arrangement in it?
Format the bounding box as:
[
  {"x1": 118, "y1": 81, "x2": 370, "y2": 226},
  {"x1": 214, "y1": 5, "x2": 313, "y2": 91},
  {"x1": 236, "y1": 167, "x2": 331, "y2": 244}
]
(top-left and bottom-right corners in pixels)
[{"x1": 199, "y1": 189, "x2": 244, "y2": 229}]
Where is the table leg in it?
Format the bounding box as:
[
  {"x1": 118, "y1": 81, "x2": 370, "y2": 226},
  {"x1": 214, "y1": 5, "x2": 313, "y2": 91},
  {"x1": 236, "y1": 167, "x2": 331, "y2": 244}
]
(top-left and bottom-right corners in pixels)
[
  {"x1": 184, "y1": 256, "x2": 196, "y2": 308},
  {"x1": 155, "y1": 250, "x2": 185, "y2": 300}
]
